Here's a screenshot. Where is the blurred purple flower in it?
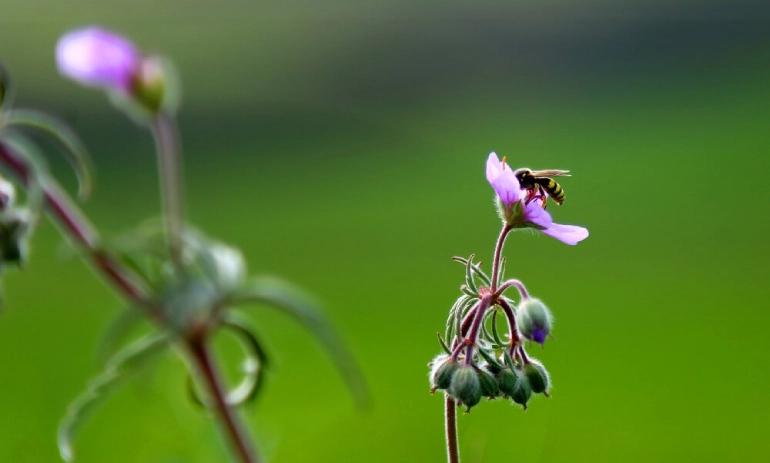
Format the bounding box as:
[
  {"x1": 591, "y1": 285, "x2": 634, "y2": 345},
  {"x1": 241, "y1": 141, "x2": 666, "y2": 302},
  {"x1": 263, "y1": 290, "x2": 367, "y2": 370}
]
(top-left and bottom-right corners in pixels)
[
  {"x1": 56, "y1": 27, "x2": 139, "y2": 93},
  {"x1": 485, "y1": 152, "x2": 589, "y2": 245},
  {"x1": 486, "y1": 152, "x2": 523, "y2": 208}
]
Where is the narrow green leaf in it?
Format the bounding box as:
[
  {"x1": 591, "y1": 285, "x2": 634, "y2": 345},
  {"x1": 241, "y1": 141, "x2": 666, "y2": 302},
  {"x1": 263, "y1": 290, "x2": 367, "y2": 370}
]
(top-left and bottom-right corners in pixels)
[
  {"x1": 57, "y1": 332, "x2": 169, "y2": 462},
  {"x1": 452, "y1": 256, "x2": 491, "y2": 286},
  {"x1": 436, "y1": 332, "x2": 451, "y2": 355},
  {"x1": 2, "y1": 109, "x2": 94, "y2": 200},
  {"x1": 230, "y1": 276, "x2": 370, "y2": 409},
  {"x1": 465, "y1": 254, "x2": 478, "y2": 293}
]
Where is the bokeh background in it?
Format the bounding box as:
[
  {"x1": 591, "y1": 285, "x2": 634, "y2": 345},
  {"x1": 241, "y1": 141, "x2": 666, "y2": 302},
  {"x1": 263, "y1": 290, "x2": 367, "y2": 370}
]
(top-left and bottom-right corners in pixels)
[{"x1": 1, "y1": 1, "x2": 769, "y2": 462}]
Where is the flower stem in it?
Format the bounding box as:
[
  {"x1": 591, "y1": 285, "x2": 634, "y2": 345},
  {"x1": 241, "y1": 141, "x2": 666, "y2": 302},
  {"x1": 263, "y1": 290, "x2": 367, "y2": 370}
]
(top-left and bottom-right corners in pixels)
[
  {"x1": 445, "y1": 394, "x2": 461, "y2": 463},
  {"x1": 151, "y1": 112, "x2": 184, "y2": 268},
  {"x1": 187, "y1": 337, "x2": 261, "y2": 463},
  {"x1": 490, "y1": 224, "x2": 512, "y2": 293}
]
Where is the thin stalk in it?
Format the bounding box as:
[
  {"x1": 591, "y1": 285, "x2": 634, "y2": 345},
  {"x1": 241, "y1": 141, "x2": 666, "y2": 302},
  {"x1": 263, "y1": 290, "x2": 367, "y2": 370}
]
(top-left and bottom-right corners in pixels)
[
  {"x1": 188, "y1": 338, "x2": 261, "y2": 463},
  {"x1": 463, "y1": 295, "x2": 492, "y2": 365},
  {"x1": 445, "y1": 394, "x2": 460, "y2": 463},
  {"x1": 490, "y1": 224, "x2": 512, "y2": 293},
  {"x1": 494, "y1": 279, "x2": 528, "y2": 300},
  {"x1": 151, "y1": 112, "x2": 184, "y2": 268}
]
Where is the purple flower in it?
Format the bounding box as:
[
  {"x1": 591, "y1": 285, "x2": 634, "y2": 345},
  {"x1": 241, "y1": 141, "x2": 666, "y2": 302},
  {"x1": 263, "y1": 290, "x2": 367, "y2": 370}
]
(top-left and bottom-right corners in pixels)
[
  {"x1": 485, "y1": 152, "x2": 523, "y2": 208},
  {"x1": 485, "y1": 152, "x2": 589, "y2": 245},
  {"x1": 56, "y1": 27, "x2": 139, "y2": 93}
]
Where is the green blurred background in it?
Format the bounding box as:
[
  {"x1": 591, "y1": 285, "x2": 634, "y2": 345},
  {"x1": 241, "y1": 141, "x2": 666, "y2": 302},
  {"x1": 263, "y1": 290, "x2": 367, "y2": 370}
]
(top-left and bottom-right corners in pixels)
[{"x1": 1, "y1": 1, "x2": 769, "y2": 462}]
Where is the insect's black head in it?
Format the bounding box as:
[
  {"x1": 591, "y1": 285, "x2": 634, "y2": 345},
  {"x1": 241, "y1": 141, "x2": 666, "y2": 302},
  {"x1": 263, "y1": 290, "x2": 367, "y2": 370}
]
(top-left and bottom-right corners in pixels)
[{"x1": 513, "y1": 168, "x2": 531, "y2": 182}]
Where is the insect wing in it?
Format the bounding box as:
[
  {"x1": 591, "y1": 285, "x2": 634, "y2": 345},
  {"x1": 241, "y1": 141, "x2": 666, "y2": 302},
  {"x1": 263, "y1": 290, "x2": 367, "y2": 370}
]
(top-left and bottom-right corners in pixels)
[{"x1": 529, "y1": 169, "x2": 570, "y2": 177}]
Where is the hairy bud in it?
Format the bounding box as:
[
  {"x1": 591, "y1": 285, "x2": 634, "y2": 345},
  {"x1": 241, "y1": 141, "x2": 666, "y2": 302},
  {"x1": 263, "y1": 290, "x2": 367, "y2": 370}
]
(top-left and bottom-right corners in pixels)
[
  {"x1": 524, "y1": 359, "x2": 550, "y2": 394},
  {"x1": 476, "y1": 365, "x2": 499, "y2": 398},
  {"x1": 429, "y1": 354, "x2": 458, "y2": 393},
  {"x1": 496, "y1": 368, "x2": 517, "y2": 397},
  {"x1": 511, "y1": 374, "x2": 532, "y2": 409},
  {"x1": 449, "y1": 365, "x2": 482, "y2": 411},
  {"x1": 516, "y1": 297, "x2": 553, "y2": 345}
]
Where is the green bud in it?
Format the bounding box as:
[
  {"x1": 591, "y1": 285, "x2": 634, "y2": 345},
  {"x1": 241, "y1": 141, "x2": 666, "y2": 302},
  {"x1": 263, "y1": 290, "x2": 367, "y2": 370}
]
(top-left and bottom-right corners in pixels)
[
  {"x1": 449, "y1": 365, "x2": 482, "y2": 410},
  {"x1": 476, "y1": 365, "x2": 498, "y2": 398},
  {"x1": 429, "y1": 354, "x2": 458, "y2": 392},
  {"x1": 524, "y1": 360, "x2": 550, "y2": 394},
  {"x1": 516, "y1": 297, "x2": 553, "y2": 345},
  {"x1": 511, "y1": 375, "x2": 532, "y2": 409},
  {"x1": 496, "y1": 368, "x2": 517, "y2": 397},
  {"x1": 132, "y1": 56, "x2": 180, "y2": 114}
]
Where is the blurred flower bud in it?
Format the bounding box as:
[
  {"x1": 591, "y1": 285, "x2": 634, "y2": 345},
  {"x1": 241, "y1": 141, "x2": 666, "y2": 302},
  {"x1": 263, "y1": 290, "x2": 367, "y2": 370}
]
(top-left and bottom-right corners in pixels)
[
  {"x1": 476, "y1": 365, "x2": 499, "y2": 398},
  {"x1": 516, "y1": 297, "x2": 553, "y2": 345},
  {"x1": 511, "y1": 374, "x2": 532, "y2": 409},
  {"x1": 524, "y1": 359, "x2": 551, "y2": 395},
  {"x1": 0, "y1": 209, "x2": 32, "y2": 267},
  {"x1": 133, "y1": 56, "x2": 180, "y2": 114},
  {"x1": 0, "y1": 177, "x2": 15, "y2": 211},
  {"x1": 449, "y1": 365, "x2": 482, "y2": 411},
  {"x1": 429, "y1": 354, "x2": 458, "y2": 393},
  {"x1": 56, "y1": 27, "x2": 140, "y2": 94}
]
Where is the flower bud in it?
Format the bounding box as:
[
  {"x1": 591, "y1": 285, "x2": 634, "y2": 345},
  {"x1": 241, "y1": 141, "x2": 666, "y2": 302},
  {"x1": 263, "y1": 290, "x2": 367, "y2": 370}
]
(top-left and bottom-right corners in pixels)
[
  {"x1": 523, "y1": 359, "x2": 551, "y2": 394},
  {"x1": 511, "y1": 374, "x2": 532, "y2": 409},
  {"x1": 429, "y1": 354, "x2": 458, "y2": 393},
  {"x1": 516, "y1": 297, "x2": 553, "y2": 345},
  {"x1": 132, "y1": 56, "x2": 179, "y2": 114},
  {"x1": 449, "y1": 365, "x2": 482, "y2": 411},
  {"x1": 496, "y1": 368, "x2": 517, "y2": 397},
  {"x1": 476, "y1": 365, "x2": 499, "y2": 398},
  {"x1": 0, "y1": 209, "x2": 32, "y2": 267},
  {"x1": 0, "y1": 178, "x2": 15, "y2": 211}
]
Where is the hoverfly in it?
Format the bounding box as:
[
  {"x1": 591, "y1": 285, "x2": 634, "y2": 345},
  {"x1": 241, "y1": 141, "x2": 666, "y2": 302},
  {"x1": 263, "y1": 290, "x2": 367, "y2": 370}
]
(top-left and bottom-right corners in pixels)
[{"x1": 513, "y1": 168, "x2": 571, "y2": 208}]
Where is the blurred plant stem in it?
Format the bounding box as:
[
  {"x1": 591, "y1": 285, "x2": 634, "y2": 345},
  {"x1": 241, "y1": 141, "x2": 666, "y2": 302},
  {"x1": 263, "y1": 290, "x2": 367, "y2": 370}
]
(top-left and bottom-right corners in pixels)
[
  {"x1": 188, "y1": 336, "x2": 261, "y2": 463},
  {"x1": 445, "y1": 395, "x2": 460, "y2": 463},
  {"x1": 0, "y1": 142, "x2": 262, "y2": 463},
  {"x1": 151, "y1": 112, "x2": 185, "y2": 268}
]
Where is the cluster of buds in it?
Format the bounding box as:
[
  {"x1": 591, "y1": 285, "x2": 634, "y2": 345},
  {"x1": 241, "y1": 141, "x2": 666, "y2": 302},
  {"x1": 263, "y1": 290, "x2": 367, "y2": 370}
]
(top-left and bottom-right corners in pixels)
[
  {"x1": 428, "y1": 254, "x2": 554, "y2": 411},
  {"x1": 428, "y1": 153, "x2": 588, "y2": 415}
]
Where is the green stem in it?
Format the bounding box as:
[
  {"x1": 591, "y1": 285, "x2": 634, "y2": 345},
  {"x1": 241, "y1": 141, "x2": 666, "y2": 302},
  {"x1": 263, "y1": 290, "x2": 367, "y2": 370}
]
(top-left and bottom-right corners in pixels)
[{"x1": 151, "y1": 112, "x2": 185, "y2": 268}]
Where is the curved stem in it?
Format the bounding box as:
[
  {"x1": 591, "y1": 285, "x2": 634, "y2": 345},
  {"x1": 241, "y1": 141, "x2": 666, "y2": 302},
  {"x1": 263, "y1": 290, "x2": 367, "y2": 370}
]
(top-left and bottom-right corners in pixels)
[
  {"x1": 494, "y1": 279, "x2": 528, "y2": 300},
  {"x1": 445, "y1": 394, "x2": 461, "y2": 463},
  {"x1": 490, "y1": 224, "x2": 512, "y2": 293},
  {"x1": 188, "y1": 338, "x2": 261, "y2": 463},
  {"x1": 151, "y1": 112, "x2": 184, "y2": 268}
]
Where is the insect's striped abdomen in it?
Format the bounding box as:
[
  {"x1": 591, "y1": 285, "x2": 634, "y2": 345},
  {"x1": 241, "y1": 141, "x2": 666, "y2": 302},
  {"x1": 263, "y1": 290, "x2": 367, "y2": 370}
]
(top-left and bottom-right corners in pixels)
[{"x1": 537, "y1": 178, "x2": 565, "y2": 205}]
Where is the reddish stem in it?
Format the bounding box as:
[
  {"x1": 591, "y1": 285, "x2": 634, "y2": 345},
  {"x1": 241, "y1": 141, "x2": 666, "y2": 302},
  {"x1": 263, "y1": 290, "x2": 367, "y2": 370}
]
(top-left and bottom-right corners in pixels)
[{"x1": 188, "y1": 338, "x2": 261, "y2": 463}]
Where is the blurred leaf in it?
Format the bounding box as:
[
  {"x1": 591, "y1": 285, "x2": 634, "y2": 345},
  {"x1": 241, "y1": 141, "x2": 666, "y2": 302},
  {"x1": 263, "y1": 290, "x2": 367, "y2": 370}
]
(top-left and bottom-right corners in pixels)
[
  {"x1": 230, "y1": 275, "x2": 370, "y2": 410},
  {"x1": 2, "y1": 109, "x2": 94, "y2": 201},
  {"x1": 57, "y1": 331, "x2": 169, "y2": 462}
]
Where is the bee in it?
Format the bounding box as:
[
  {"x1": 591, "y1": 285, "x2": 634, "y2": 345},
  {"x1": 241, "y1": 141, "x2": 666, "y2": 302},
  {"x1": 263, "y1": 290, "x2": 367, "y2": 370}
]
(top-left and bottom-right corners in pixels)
[{"x1": 513, "y1": 168, "x2": 571, "y2": 208}]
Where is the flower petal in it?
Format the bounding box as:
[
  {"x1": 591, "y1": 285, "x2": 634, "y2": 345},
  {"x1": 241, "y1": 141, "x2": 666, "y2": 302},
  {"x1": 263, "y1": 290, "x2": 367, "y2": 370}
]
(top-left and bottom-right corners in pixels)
[
  {"x1": 485, "y1": 152, "x2": 522, "y2": 207},
  {"x1": 522, "y1": 200, "x2": 553, "y2": 229},
  {"x1": 56, "y1": 27, "x2": 139, "y2": 93},
  {"x1": 541, "y1": 223, "x2": 589, "y2": 245}
]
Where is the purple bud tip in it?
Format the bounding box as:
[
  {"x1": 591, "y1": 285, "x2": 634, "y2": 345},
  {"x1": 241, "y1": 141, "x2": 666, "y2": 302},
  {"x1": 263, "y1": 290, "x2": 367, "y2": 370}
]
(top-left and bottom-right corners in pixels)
[
  {"x1": 531, "y1": 326, "x2": 548, "y2": 345},
  {"x1": 56, "y1": 27, "x2": 140, "y2": 93}
]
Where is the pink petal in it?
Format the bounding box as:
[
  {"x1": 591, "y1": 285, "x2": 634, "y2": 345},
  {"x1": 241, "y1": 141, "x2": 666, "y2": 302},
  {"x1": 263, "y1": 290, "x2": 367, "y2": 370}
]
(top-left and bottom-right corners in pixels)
[
  {"x1": 542, "y1": 223, "x2": 589, "y2": 245},
  {"x1": 56, "y1": 27, "x2": 139, "y2": 93}
]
